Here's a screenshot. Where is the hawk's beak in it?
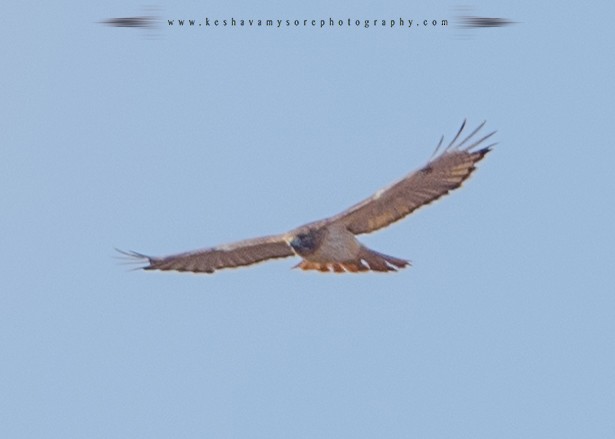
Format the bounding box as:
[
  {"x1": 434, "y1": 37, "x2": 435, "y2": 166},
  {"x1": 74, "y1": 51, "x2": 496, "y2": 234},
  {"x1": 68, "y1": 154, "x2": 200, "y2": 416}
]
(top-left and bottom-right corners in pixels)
[
  {"x1": 283, "y1": 234, "x2": 299, "y2": 252},
  {"x1": 288, "y1": 236, "x2": 301, "y2": 250}
]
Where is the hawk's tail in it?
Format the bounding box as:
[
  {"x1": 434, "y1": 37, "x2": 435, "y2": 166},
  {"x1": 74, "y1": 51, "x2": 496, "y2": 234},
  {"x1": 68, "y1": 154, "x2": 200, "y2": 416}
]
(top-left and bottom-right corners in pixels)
[
  {"x1": 356, "y1": 247, "x2": 411, "y2": 272},
  {"x1": 294, "y1": 247, "x2": 410, "y2": 273}
]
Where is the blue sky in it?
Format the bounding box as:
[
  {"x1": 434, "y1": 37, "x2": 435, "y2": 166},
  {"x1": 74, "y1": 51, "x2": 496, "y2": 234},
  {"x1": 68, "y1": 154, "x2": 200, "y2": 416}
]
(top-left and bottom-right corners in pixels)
[{"x1": 2, "y1": 1, "x2": 614, "y2": 438}]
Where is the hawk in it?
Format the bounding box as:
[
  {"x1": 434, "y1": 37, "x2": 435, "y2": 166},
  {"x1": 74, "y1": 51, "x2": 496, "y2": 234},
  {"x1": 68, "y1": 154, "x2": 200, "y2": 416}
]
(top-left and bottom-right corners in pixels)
[{"x1": 119, "y1": 120, "x2": 495, "y2": 274}]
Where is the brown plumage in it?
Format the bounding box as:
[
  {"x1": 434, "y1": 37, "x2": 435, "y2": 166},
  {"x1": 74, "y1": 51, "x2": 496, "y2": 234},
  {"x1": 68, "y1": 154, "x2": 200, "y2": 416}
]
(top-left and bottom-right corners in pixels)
[{"x1": 118, "y1": 120, "x2": 495, "y2": 274}]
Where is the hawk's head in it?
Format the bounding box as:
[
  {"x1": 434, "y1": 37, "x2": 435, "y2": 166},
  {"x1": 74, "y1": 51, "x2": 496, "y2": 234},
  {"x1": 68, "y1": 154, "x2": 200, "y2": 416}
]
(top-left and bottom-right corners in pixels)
[{"x1": 289, "y1": 230, "x2": 320, "y2": 256}]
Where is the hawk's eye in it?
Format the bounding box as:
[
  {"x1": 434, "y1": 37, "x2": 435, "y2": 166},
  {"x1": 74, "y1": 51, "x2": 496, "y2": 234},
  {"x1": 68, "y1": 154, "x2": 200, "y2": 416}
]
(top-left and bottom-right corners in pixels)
[{"x1": 295, "y1": 233, "x2": 310, "y2": 248}]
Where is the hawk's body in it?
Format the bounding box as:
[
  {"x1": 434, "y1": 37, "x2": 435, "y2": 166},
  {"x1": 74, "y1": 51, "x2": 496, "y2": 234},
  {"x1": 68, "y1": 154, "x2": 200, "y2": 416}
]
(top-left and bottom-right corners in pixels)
[
  {"x1": 285, "y1": 222, "x2": 409, "y2": 272},
  {"x1": 119, "y1": 121, "x2": 495, "y2": 274}
]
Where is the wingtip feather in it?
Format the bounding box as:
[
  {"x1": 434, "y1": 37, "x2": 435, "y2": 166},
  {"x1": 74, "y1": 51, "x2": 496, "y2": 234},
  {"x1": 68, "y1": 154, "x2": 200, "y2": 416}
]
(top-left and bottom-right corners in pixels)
[{"x1": 114, "y1": 248, "x2": 153, "y2": 270}]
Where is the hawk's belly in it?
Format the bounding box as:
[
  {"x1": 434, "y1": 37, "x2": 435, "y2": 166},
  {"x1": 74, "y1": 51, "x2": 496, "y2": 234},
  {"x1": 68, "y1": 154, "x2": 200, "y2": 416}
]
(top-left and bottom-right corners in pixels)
[{"x1": 306, "y1": 225, "x2": 361, "y2": 263}]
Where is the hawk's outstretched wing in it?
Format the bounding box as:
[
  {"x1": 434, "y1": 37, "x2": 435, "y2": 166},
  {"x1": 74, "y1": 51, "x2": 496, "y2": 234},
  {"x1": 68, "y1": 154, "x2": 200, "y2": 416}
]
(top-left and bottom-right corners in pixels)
[
  {"x1": 328, "y1": 120, "x2": 496, "y2": 235},
  {"x1": 118, "y1": 234, "x2": 294, "y2": 273}
]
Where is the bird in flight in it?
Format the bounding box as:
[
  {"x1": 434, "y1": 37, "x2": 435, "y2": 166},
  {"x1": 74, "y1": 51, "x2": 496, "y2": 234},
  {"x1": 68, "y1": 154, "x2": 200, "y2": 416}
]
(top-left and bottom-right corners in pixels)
[{"x1": 119, "y1": 120, "x2": 495, "y2": 274}]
